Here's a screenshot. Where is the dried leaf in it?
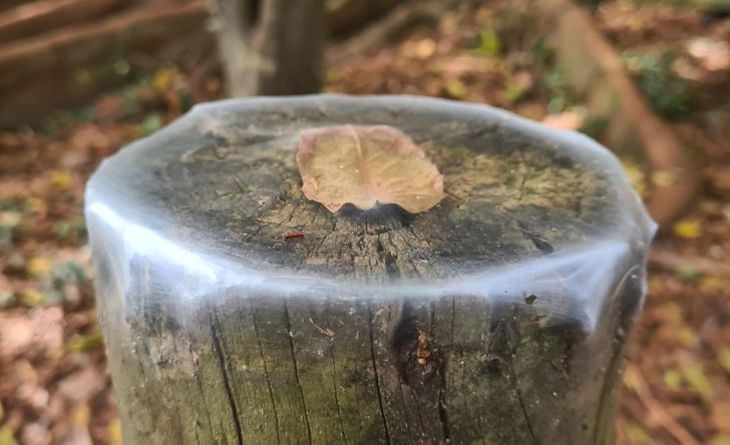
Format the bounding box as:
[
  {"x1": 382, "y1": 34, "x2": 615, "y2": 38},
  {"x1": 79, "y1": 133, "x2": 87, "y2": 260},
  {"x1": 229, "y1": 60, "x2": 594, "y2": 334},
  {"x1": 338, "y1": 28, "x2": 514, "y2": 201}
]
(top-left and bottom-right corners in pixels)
[
  {"x1": 712, "y1": 401, "x2": 730, "y2": 433},
  {"x1": 49, "y1": 171, "x2": 72, "y2": 192},
  {"x1": 625, "y1": 423, "x2": 653, "y2": 445},
  {"x1": 477, "y1": 27, "x2": 501, "y2": 56},
  {"x1": 542, "y1": 111, "x2": 584, "y2": 131},
  {"x1": 107, "y1": 418, "x2": 122, "y2": 445},
  {"x1": 446, "y1": 79, "x2": 467, "y2": 99},
  {"x1": 0, "y1": 308, "x2": 63, "y2": 359},
  {"x1": 710, "y1": 435, "x2": 730, "y2": 445},
  {"x1": 297, "y1": 125, "x2": 444, "y2": 214},
  {"x1": 687, "y1": 38, "x2": 730, "y2": 71},
  {"x1": 673, "y1": 219, "x2": 702, "y2": 239},
  {"x1": 26, "y1": 257, "x2": 51, "y2": 279},
  {"x1": 683, "y1": 364, "x2": 714, "y2": 402},
  {"x1": 152, "y1": 67, "x2": 179, "y2": 91},
  {"x1": 718, "y1": 347, "x2": 730, "y2": 374},
  {"x1": 58, "y1": 367, "x2": 106, "y2": 404},
  {"x1": 663, "y1": 369, "x2": 682, "y2": 390},
  {"x1": 18, "y1": 289, "x2": 46, "y2": 307},
  {"x1": 0, "y1": 427, "x2": 16, "y2": 445}
]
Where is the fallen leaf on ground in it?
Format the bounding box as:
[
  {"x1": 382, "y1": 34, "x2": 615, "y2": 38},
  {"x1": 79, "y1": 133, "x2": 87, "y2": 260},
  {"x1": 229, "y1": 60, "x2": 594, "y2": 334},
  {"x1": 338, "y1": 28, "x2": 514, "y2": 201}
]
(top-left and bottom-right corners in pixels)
[
  {"x1": 0, "y1": 308, "x2": 63, "y2": 360},
  {"x1": 719, "y1": 348, "x2": 730, "y2": 373},
  {"x1": 61, "y1": 404, "x2": 92, "y2": 445},
  {"x1": 712, "y1": 401, "x2": 730, "y2": 433},
  {"x1": 683, "y1": 364, "x2": 714, "y2": 403},
  {"x1": 21, "y1": 422, "x2": 49, "y2": 445},
  {"x1": 26, "y1": 257, "x2": 51, "y2": 279},
  {"x1": 107, "y1": 418, "x2": 121, "y2": 445},
  {"x1": 58, "y1": 367, "x2": 106, "y2": 404},
  {"x1": 673, "y1": 219, "x2": 702, "y2": 239},
  {"x1": 709, "y1": 435, "x2": 730, "y2": 445},
  {"x1": 688, "y1": 38, "x2": 730, "y2": 71},
  {"x1": 0, "y1": 426, "x2": 16, "y2": 445},
  {"x1": 542, "y1": 111, "x2": 585, "y2": 131},
  {"x1": 49, "y1": 171, "x2": 72, "y2": 192}
]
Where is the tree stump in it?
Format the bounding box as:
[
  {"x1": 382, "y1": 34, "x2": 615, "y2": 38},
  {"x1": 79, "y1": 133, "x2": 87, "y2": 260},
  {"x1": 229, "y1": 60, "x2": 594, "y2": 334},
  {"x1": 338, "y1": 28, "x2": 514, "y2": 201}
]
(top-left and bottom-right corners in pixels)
[{"x1": 85, "y1": 95, "x2": 656, "y2": 444}]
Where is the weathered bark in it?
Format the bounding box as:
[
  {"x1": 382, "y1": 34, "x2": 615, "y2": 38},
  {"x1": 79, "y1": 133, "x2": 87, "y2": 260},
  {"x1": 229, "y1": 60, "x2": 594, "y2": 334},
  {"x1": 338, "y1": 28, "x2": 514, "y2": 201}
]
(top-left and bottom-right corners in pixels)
[
  {"x1": 210, "y1": 0, "x2": 326, "y2": 96},
  {"x1": 86, "y1": 95, "x2": 655, "y2": 444}
]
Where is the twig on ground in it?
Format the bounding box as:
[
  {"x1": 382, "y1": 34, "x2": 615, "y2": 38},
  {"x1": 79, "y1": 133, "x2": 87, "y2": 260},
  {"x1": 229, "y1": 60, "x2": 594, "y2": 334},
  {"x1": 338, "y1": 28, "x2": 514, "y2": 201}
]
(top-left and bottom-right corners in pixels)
[
  {"x1": 328, "y1": 0, "x2": 452, "y2": 65},
  {"x1": 649, "y1": 248, "x2": 730, "y2": 278},
  {"x1": 624, "y1": 364, "x2": 701, "y2": 445}
]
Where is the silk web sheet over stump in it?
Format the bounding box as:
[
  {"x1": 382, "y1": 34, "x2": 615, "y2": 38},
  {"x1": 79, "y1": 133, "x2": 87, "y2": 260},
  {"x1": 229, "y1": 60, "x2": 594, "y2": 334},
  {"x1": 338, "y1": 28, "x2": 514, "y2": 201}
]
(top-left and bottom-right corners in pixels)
[{"x1": 85, "y1": 95, "x2": 656, "y2": 445}]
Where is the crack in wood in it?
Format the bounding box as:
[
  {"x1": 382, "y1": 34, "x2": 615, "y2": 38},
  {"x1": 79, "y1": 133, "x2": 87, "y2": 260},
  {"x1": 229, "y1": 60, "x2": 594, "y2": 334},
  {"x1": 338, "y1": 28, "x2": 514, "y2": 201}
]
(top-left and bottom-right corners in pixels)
[
  {"x1": 251, "y1": 303, "x2": 282, "y2": 445},
  {"x1": 329, "y1": 339, "x2": 348, "y2": 444},
  {"x1": 283, "y1": 300, "x2": 314, "y2": 445},
  {"x1": 368, "y1": 303, "x2": 392, "y2": 445},
  {"x1": 208, "y1": 307, "x2": 244, "y2": 445}
]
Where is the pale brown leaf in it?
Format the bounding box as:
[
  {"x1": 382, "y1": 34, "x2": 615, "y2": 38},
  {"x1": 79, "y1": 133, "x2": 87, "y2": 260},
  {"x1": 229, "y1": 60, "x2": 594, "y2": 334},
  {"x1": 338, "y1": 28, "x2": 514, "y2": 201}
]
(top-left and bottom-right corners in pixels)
[{"x1": 296, "y1": 125, "x2": 444, "y2": 213}]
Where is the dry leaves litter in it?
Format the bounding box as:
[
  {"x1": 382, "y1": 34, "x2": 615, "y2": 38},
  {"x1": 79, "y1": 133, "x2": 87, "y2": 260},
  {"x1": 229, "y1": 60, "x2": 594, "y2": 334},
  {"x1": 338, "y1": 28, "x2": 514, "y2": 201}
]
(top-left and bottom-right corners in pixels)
[{"x1": 297, "y1": 125, "x2": 445, "y2": 213}]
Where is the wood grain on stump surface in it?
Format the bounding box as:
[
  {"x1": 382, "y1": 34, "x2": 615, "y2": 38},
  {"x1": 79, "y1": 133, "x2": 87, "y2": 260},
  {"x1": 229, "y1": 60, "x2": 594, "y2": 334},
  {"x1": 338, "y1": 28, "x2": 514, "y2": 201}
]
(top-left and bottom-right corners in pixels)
[{"x1": 85, "y1": 95, "x2": 655, "y2": 445}]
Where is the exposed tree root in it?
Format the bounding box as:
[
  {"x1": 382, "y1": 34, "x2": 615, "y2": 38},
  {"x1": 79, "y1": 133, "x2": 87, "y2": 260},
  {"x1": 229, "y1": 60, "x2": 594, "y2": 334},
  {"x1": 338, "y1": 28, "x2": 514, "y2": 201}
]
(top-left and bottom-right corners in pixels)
[
  {"x1": 328, "y1": 0, "x2": 451, "y2": 65},
  {"x1": 529, "y1": 0, "x2": 700, "y2": 226},
  {"x1": 0, "y1": 0, "x2": 129, "y2": 43},
  {"x1": 0, "y1": 1, "x2": 211, "y2": 128}
]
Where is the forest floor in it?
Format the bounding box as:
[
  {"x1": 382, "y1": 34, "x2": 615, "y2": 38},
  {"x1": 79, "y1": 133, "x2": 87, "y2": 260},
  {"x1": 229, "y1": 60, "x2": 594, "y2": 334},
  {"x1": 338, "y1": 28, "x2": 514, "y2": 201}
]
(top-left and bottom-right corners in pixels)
[{"x1": 0, "y1": 1, "x2": 729, "y2": 444}]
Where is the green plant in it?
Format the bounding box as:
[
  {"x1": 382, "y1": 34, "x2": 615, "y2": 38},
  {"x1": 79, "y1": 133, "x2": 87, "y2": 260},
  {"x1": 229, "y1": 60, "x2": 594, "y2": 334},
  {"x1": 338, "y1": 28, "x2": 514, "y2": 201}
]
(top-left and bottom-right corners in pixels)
[{"x1": 627, "y1": 51, "x2": 694, "y2": 120}]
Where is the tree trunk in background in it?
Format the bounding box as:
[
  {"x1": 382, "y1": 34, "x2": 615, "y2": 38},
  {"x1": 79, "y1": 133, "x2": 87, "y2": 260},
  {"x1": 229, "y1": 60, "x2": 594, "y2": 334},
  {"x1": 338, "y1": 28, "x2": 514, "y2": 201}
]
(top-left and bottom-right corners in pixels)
[{"x1": 210, "y1": 0, "x2": 325, "y2": 96}]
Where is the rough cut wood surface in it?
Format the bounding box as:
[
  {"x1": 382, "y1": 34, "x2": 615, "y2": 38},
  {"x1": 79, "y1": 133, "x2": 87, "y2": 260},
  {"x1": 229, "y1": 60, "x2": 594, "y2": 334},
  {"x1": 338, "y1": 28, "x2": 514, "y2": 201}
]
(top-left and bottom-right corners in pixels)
[{"x1": 86, "y1": 95, "x2": 655, "y2": 444}]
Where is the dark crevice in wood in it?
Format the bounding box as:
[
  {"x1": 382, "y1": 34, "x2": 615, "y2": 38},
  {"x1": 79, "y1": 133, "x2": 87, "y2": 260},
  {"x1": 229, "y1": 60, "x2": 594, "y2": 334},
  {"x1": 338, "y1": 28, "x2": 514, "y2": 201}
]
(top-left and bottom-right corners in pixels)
[
  {"x1": 392, "y1": 303, "x2": 417, "y2": 384},
  {"x1": 283, "y1": 300, "x2": 313, "y2": 445},
  {"x1": 449, "y1": 297, "x2": 456, "y2": 349},
  {"x1": 430, "y1": 301, "x2": 451, "y2": 443},
  {"x1": 208, "y1": 307, "x2": 245, "y2": 445},
  {"x1": 592, "y1": 266, "x2": 641, "y2": 444},
  {"x1": 512, "y1": 371, "x2": 539, "y2": 445},
  {"x1": 251, "y1": 304, "x2": 282, "y2": 445},
  {"x1": 390, "y1": 301, "x2": 447, "y2": 441},
  {"x1": 518, "y1": 222, "x2": 555, "y2": 255},
  {"x1": 243, "y1": 0, "x2": 261, "y2": 28},
  {"x1": 392, "y1": 303, "x2": 441, "y2": 390},
  {"x1": 329, "y1": 342, "x2": 348, "y2": 444},
  {"x1": 367, "y1": 303, "x2": 392, "y2": 444},
  {"x1": 501, "y1": 316, "x2": 540, "y2": 445},
  {"x1": 339, "y1": 203, "x2": 412, "y2": 229},
  {"x1": 375, "y1": 236, "x2": 398, "y2": 279}
]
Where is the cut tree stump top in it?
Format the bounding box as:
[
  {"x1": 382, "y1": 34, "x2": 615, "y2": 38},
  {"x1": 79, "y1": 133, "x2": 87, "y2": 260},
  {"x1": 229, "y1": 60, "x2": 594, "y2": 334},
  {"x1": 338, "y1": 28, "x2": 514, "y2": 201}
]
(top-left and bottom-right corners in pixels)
[
  {"x1": 86, "y1": 95, "x2": 657, "y2": 445},
  {"x1": 87, "y1": 94, "x2": 654, "y2": 324}
]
